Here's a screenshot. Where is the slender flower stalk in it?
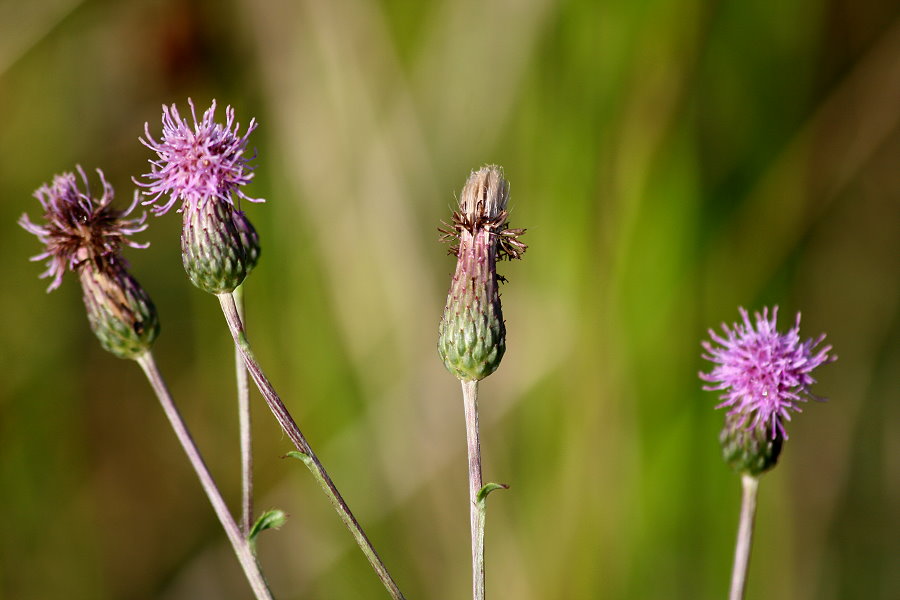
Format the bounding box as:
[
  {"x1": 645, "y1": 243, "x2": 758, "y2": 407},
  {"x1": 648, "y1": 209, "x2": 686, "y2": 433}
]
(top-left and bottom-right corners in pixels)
[
  {"x1": 438, "y1": 166, "x2": 526, "y2": 600},
  {"x1": 218, "y1": 292, "x2": 406, "y2": 600},
  {"x1": 138, "y1": 352, "x2": 273, "y2": 600},
  {"x1": 233, "y1": 211, "x2": 260, "y2": 536},
  {"x1": 461, "y1": 380, "x2": 485, "y2": 599},
  {"x1": 234, "y1": 284, "x2": 254, "y2": 536},
  {"x1": 729, "y1": 474, "x2": 759, "y2": 600},
  {"x1": 700, "y1": 306, "x2": 835, "y2": 600},
  {"x1": 20, "y1": 168, "x2": 272, "y2": 599}
]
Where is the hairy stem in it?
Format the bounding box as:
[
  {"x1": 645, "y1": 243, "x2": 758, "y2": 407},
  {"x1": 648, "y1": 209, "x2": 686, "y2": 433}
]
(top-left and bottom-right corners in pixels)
[
  {"x1": 135, "y1": 352, "x2": 273, "y2": 600},
  {"x1": 234, "y1": 284, "x2": 254, "y2": 537},
  {"x1": 217, "y1": 292, "x2": 406, "y2": 600},
  {"x1": 729, "y1": 474, "x2": 760, "y2": 600},
  {"x1": 462, "y1": 380, "x2": 485, "y2": 600}
]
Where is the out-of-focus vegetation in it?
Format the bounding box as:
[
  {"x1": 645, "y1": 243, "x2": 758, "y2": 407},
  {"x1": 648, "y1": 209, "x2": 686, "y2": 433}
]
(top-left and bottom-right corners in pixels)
[{"x1": 1, "y1": 0, "x2": 897, "y2": 598}]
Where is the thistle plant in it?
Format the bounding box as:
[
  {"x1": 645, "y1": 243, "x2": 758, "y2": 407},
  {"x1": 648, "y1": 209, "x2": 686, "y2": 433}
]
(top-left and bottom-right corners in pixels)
[
  {"x1": 20, "y1": 167, "x2": 273, "y2": 600},
  {"x1": 438, "y1": 165, "x2": 526, "y2": 600},
  {"x1": 140, "y1": 99, "x2": 406, "y2": 599},
  {"x1": 700, "y1": 306, "x2": 835, "y2": 600},
  {"x1": 139, "y1": 98, "x2": 263, "y2": 537}
]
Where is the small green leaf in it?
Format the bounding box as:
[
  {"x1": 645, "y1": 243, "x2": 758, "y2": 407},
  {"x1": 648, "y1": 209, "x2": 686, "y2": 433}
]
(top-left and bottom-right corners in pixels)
[
  {"x1": 248, "y1": 509, "x2": 287, "y2": 551},
  {"x1": 476, "y1": 482, "x2": 509, "y2": 504},
  {"x1": 284, "y1": 450, "x2": 311, "y2": 465}
]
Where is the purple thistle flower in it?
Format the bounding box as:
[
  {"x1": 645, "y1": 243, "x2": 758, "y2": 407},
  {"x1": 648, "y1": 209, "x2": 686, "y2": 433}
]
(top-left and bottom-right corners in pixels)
[
  {"x1": 700, "y1": 306, "x2": 836, "y2": 439},
  {"x1": 138, "y1": 98, "x2": 263, "y2": 214},
  {"x1": 19, "y1": 166, "x2": 148, "y2": 292}
]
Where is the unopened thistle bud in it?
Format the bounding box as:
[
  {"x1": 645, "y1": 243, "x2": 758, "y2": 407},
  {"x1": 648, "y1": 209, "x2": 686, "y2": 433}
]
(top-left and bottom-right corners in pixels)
[
  {"x1": 138, "y1": 99, "x2": 263, "y2": 293},
  {"x1": 233, "y1": 209, "x2": 261, "y2": 272},
  {"x1": 438, "y1": 166, "x2": 527, "y2": 381},
  {"x1": 20, "y1": 167, "x2": 160, "y2": 359},
  {"x1": 700, "y1": 306, "x2": 835, "y2": 473}
]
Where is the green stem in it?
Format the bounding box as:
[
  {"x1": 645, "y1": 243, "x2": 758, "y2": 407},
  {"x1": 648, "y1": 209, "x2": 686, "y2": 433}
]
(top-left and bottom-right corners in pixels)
[
  {"x1": 217, "y1": 292, "x2": 406, "y2": 600},
  {"x1": 135, "y1": 352, "x2": 273, "y2": 600},
  {"x1": 729, "y1": 474, "x2": 759, "y2": 600},
  {"x1": 234, "y1": 284, "x2": 254, "y2": 537},
  {"x1": 462, "y1": 380, "x2": 485, "y2": 600}
]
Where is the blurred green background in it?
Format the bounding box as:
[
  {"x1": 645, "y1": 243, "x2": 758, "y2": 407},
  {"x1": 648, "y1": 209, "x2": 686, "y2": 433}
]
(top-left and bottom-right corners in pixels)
[{"x1": 1, "y1": 0, "x2": 897, "y2": 598}]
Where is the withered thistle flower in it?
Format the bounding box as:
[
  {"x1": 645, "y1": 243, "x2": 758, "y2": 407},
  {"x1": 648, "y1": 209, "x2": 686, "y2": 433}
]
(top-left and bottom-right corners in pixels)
[
  {"x1": 700, "y1": 306, "x2": 835, "y2": 442},
  {"x1": 138, "y1": 99, "x2": 263, "y2": 294},
  {"x1": 438, "y1": 165, "x2": 527, "y2": 381},
  {"x1": 20, "y1": 167, "x2": 159, "y2": 359}
]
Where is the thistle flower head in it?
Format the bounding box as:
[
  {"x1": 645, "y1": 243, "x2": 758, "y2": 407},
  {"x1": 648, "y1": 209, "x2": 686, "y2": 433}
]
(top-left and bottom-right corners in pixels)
[
  {"x1": 700, "y1": 306, "x2": 835, "y2": 439},
  {"x1": 438, "y1": 166, "x2": 527, "y2": 381},
  {"x1": 138, "y1": 98, "x2": 262, "y2": 214},
  {"x1": 19, "y1": 167, "x2": 148, "y2": 292}
]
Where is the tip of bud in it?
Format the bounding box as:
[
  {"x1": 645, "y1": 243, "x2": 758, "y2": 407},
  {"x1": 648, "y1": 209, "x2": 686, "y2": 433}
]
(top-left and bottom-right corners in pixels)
[
  {"x1": 440, "y1": 165, "x2": 527, "y2": 261},
  {"x1": 460, "y1": 165, "x2": 509, "y2": 222}
]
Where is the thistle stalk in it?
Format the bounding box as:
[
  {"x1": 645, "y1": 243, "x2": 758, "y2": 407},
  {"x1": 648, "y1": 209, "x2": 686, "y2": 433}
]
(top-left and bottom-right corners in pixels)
[
  {"x1": 137, "y1": 352, "x2": 273, "y2": 600},
  {"x1": 217, "y1": 292, "x2": 406, "y2": 600},
  {"x1": 462, "y1": 380, "x2": 485, "y2": 600},
  {"x1": 729, "y1": 474, "x2": 759, "y2": 600},
  {"x1": 234, "y1": 284, "x2": 254, "y2": 537}
]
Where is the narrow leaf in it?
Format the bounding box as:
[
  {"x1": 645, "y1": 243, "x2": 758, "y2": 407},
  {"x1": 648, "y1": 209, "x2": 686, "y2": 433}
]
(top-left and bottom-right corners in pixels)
[
  {"x1": 248, "y1": 508, "x2": 287, "y2": 551},
  {"x1": 476, "y1": 482, "x2": 509, "y2": 504}
]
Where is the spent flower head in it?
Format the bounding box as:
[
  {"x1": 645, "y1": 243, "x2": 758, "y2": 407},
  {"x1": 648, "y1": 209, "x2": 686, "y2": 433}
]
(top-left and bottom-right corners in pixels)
[
  {"x1": 700, "y1": 306, "x2": 835, "y2": 439},
  {"x1": 21, "y1": 167, "x2": 159, "y2": 358},
  {"x1": 139, "y1": 98, "x2": 262, "y2": 214},
  {"x1": 437, "y1": 166, "x2": 526, "y2": 381},
  {"x1": 19, "y1": 166, "x2": 148, "y2": 292}
]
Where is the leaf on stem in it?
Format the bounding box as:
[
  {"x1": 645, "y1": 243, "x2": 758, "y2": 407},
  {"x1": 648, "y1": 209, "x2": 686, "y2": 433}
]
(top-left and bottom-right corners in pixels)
[
  {"x1": 476, "y1": 482, "x2": 509, "y2": 505},
  {"x1": 284, "y1": 450, "x2": 312, "y2": 466},
  {"x1": 249, "y1": 509, "x2": 288, "y2": 552}
]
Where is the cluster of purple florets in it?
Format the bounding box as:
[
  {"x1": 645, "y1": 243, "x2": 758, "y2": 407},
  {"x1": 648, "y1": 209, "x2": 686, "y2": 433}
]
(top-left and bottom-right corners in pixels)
[
  {"x1": 138, "y1": 98, "x2": 262, "y2": 214},
  {"x1": 19, "y1": 166, "x2": 148, "y2": 291},
  {"x1": 700, "y1": 306, "x2": 835, "y2": 439},
  {"x1": 20, "y1": 99, "x2": 260, "y2": 290}
]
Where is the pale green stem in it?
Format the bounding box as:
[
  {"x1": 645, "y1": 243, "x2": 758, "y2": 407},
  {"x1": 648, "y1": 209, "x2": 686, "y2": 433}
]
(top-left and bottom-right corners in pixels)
[
  {"x1": 217, "y1": 292, "x2": 406, "y2": 600},
  {"x1": 234, "y1": 284, "x2": 253, "y2": 537},
  {"x1": 135, "y1": 352, "x2": 273, "y2": 600},
  {"x1": 461, "y1": 379, "x2": 485, "y2": 600},
  {"x1": 729, "y1": 474, "x2": 759, "y2": 600}
]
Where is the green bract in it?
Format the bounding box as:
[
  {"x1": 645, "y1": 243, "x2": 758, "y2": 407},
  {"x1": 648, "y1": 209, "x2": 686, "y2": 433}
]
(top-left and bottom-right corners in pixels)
[{"x1": 80, "y1": 263, "x2": 160, "y2": 359}]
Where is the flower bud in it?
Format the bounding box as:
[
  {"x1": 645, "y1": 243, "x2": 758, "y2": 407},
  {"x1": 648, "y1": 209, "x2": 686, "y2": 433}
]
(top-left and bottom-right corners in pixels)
[
  {"x1": 233, "y1": 209, "x2": 261, "y2": 273},
  {"x1": 438, "y1": 166, "x2": 526, "y2": 381}
]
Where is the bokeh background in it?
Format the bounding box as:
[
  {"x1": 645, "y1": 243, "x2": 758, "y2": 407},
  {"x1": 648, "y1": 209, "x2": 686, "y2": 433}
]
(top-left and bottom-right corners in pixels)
[{"x1": 1, "y1": 0, "x2": 897, "y2": 598}]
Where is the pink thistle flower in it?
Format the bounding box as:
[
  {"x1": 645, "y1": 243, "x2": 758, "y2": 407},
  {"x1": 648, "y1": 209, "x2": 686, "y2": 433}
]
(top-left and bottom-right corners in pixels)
[
  {"x1": 138, "y1": 98, "x2": 263, "y2": 214},
  {"x1": 19, "y1": 166, "x2": 148, "y2": 292},
  {"x1": 700, "y1": 306, "x2": 836, "y2": 439}
]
